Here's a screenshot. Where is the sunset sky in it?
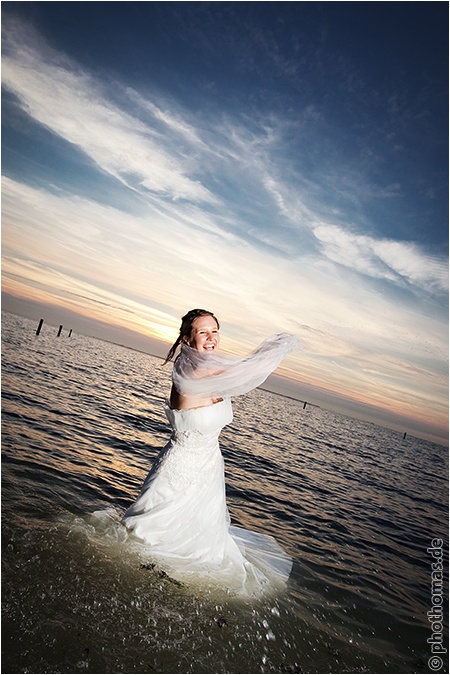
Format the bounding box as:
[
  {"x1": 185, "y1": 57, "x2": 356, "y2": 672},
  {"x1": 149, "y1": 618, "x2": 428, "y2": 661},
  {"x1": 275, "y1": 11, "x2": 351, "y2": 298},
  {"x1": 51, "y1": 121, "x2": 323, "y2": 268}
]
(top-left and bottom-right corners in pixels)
[{"x1": 2, "y1": 3, "x2": 448, "y2": 444}]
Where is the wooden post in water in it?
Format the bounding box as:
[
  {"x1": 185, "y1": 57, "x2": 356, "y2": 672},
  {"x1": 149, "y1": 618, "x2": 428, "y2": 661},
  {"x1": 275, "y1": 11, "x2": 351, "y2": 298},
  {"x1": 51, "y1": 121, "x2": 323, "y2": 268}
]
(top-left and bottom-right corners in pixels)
[
  {"x1": 57, "y1": 325, "x2": 63, "y2": 337},
  {"x1": 303, "y1": 401, "x2": 307, "y2": 409},
  {"x1": 403, "y1": 432, "x2": 407, "y2": 440},
  {"x1": 36, "y1": 319, "x2": 44, "y2": 336},
  {"x1": 68, "y1": 329, "x2": 72, "y2": 337}
]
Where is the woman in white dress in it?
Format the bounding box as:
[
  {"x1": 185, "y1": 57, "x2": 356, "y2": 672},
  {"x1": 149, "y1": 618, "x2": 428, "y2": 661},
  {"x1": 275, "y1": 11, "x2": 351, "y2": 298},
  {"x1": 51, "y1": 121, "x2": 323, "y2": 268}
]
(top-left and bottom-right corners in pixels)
[{"x1": 123, "y1": 309, "x2": 298, "y2": 596}]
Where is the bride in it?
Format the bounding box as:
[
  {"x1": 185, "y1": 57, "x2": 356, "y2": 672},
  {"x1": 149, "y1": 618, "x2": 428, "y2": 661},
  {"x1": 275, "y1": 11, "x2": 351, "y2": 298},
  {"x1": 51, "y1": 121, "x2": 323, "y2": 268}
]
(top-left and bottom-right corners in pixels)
[{"x1": 122, "y1": 309, "x2": 299, "y2": 596}]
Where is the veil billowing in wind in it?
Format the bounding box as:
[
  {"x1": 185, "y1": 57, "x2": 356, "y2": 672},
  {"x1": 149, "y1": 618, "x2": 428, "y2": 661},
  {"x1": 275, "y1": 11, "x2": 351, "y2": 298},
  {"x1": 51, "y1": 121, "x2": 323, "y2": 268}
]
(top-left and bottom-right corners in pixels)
[{"x1": 172, "y1": 333, "x2": 300, "y2": 399}]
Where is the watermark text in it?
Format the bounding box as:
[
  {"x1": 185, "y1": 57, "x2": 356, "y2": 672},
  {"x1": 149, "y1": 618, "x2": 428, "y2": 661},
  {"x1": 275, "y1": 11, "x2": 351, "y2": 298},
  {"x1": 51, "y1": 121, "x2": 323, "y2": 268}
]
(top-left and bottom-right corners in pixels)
[{"x1": 427, "y1": 538, "x2": 447, "y2": 672}]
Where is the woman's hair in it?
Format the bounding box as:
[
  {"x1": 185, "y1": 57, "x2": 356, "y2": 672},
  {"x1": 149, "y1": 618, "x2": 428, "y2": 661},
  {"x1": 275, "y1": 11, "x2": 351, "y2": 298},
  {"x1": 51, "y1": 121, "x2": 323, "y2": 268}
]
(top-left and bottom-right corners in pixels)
[{"x1": 163, "y1": 309, "x2": 220, "y2": 364}]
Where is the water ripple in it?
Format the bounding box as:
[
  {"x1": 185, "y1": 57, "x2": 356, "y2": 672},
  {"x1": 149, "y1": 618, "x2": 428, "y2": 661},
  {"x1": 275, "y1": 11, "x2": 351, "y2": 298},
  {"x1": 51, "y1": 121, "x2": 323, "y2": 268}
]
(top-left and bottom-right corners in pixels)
[{"x1": 2, "y1": 312, "x2": 448, "y2": 674}]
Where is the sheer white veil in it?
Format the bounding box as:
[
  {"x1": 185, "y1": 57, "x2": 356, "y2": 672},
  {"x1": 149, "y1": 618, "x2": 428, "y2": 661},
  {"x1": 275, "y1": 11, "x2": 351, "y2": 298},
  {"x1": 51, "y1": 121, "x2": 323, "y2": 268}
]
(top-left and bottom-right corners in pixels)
[{"x1": 172, "y1": 333, "x2": 299, "y2": 399}]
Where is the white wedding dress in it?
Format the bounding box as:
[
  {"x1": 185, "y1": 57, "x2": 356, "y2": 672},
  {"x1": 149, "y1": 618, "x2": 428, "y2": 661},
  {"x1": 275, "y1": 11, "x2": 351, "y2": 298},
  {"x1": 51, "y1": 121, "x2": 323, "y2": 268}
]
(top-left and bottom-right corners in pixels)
[{"x1": 122, "y1": 334, "x2": 298, "y2": 596}]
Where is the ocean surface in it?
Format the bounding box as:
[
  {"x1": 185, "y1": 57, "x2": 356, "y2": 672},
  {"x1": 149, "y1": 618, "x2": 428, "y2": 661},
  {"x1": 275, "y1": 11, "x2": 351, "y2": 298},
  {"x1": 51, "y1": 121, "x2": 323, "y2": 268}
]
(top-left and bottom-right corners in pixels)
[{"x1": 2, "y1": 311, "x2": 448, "y2": 674}]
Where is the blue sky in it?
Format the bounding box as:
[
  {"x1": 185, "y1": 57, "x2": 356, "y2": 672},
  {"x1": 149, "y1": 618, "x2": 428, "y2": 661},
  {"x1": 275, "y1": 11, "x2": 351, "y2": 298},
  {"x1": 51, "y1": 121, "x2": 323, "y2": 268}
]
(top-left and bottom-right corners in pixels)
[{"x1": 1, "y1": 2, "x2": 448, "y2": 443}]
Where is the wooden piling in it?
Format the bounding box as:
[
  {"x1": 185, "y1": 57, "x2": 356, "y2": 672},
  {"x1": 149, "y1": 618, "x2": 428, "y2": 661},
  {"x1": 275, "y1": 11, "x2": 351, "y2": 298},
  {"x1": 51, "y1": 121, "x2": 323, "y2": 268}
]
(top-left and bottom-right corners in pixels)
[
  {"x1": 57, "y1": 325, "x2": 63, "y2": 337},
  {"x1": 36, "y1": 318, "x2": 44, "y2": 336},
  {"x1": 68, "y1": 329, "x2": 72, "y2": 337},
  {"x1": 403, "y1": 432, "x2": 407, "y2": 440},
  {"x1": 303, "y1": 401, "x2": 307, "y2": 409}
]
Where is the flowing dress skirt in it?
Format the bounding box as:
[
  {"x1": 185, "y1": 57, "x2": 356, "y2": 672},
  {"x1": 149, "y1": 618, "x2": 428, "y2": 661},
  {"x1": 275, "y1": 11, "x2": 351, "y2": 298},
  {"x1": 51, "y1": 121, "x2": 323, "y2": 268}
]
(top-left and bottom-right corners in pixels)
[{"x1": 122, "y1": 399, "x2": 292, "y2": 596}]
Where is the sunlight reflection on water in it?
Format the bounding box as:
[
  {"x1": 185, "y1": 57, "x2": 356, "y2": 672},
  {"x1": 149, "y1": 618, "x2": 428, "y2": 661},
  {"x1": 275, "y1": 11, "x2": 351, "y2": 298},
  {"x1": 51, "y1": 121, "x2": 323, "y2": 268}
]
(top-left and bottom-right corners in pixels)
[{"x1": 2, "y1": 312, "x2": 448, "y2": 674}]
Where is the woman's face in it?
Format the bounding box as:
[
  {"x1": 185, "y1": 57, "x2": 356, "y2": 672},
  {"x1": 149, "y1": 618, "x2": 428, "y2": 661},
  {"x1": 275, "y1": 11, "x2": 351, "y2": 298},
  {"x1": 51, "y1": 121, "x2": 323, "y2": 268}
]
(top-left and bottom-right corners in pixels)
[{"x1": 188, "y1": 315, "x2": 220, "y2": 352}]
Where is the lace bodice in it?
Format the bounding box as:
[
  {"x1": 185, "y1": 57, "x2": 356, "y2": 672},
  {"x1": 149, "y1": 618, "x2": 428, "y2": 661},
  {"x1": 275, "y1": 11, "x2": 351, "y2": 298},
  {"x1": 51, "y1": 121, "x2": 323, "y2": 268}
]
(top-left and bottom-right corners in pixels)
[
  {"x1": 164, "y1": 398, "x2": 233, "y2": 436},
  {"x1": 159, "y1": 399, "x2": 233, "y2": 489}
]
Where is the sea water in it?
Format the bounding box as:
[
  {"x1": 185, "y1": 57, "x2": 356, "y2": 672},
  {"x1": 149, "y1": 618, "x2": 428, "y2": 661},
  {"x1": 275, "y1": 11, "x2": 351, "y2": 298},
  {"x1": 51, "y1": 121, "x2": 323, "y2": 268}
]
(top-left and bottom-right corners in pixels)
[{"x1": 2, "y1": 311, "x2": 448, "y2": 674}]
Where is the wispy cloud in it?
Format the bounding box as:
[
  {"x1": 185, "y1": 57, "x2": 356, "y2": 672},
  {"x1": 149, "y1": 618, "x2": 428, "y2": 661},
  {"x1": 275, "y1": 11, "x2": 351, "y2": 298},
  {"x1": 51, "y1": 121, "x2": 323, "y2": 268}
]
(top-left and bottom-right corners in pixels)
[
  {"x1": 313, "y1": 224, "x2": 448, "y2": 293},
  {"x1": 3, "y1": 175, "x2": 446, "y2": 389},
  {"x1": 2, "y1": 15, "x2": 447, "y2": 301},
  {"x1": 1, "y1": 14, "x2": 447, "y2": 440},
  {"x1": 2, "y1": 20, "x2": 216, "y2": 205}
]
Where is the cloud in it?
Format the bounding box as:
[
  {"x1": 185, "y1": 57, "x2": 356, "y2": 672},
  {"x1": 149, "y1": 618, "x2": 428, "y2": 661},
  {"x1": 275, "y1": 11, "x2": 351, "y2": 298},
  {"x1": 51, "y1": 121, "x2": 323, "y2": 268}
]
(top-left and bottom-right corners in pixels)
[
  {"x1": 2, "y1": 15, "x2": 447, "y2": 303},
  {"x1": 1, "y1": 15, "x2": 447, "y2": 441},
  {"x1": 126, "y1": 89, "x2": 206, "y2": 149},
  {"x1": 3, "y1": 173, "x2": 446, "y2": 356},
  {"x1": 313, "y1": 224, "x2": 448, "y2": 293},
  {"x1": 1, "y1": 20, "x2": 216, "y2": 205}
]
